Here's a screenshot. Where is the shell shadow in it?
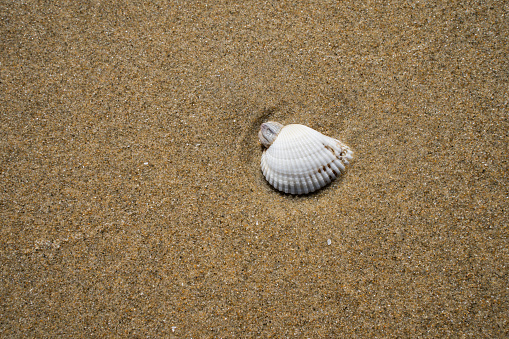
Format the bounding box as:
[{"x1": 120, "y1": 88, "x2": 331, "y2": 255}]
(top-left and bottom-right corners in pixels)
[{"x1": 235, "y1": 106, "x2": 278, "y2": 193}]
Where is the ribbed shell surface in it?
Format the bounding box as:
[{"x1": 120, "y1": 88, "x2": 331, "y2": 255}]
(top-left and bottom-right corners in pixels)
[{"x1": 261, "y1": 124, "x2": 353, "y2": 194}]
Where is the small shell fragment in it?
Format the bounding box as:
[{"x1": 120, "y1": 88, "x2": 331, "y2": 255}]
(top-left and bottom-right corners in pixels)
[{"x1": 259, "y1": 121, "x2": 353, "y2": 194}]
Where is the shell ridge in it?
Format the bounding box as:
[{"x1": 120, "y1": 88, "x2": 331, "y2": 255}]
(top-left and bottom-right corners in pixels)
[
  {"x1": 282, "y1": 126, "x2": 305, "y2": 193},
  {"x1": 277, "y1": 127, "x2": 292, "y2": 193},
  {"x1": 303, "y1": 131, "x2": 327, "y2": 192},
  {"x1": 290, "y1": 127, "x2": 306, "y2": 193},
  {"x1": 312, "y1": 139, "x2": 336, "y2": 183},
  {"x1": 323, "y1": 136, "x2": 351, "y2": 175},
  {"x1": 295, "y1": 127, "x2": 318, "y2": 193},
  {"x1": 282, "y1": 127, "x2": 297, "y2": 193}
]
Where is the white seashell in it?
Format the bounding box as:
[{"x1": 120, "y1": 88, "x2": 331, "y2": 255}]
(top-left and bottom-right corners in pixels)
[{"x1": 259, "y1": 121, "x2": 353, "y2": 194}]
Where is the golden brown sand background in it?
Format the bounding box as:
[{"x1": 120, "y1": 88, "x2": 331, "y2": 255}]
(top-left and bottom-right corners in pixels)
[{"x1": 1, "y1": 1, "x2": 507, "y2": 337}]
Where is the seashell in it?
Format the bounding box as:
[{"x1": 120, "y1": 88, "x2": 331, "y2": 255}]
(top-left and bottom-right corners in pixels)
[{"x1": 259, "y1": 121, "x2": 353, "y2": 194}]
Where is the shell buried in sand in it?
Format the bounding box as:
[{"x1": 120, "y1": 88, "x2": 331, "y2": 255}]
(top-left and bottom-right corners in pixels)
[{"x1": 259, "y1": 122, "x2": 353, "y2": 194}]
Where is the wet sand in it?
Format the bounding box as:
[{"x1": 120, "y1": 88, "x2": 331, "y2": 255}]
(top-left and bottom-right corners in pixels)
[{"x1": 1, "y1": 1, "x2": 507, "y2": 337}]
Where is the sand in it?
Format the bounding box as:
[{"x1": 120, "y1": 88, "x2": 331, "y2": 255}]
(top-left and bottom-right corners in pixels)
[{"x1": 1, "y1": 1, "x2": 507, "y2": 337}]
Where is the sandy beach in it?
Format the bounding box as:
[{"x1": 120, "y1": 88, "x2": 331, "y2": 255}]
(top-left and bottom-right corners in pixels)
[{"x1": 1, "y1": 1, "x2": 507, "y2": 337}]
